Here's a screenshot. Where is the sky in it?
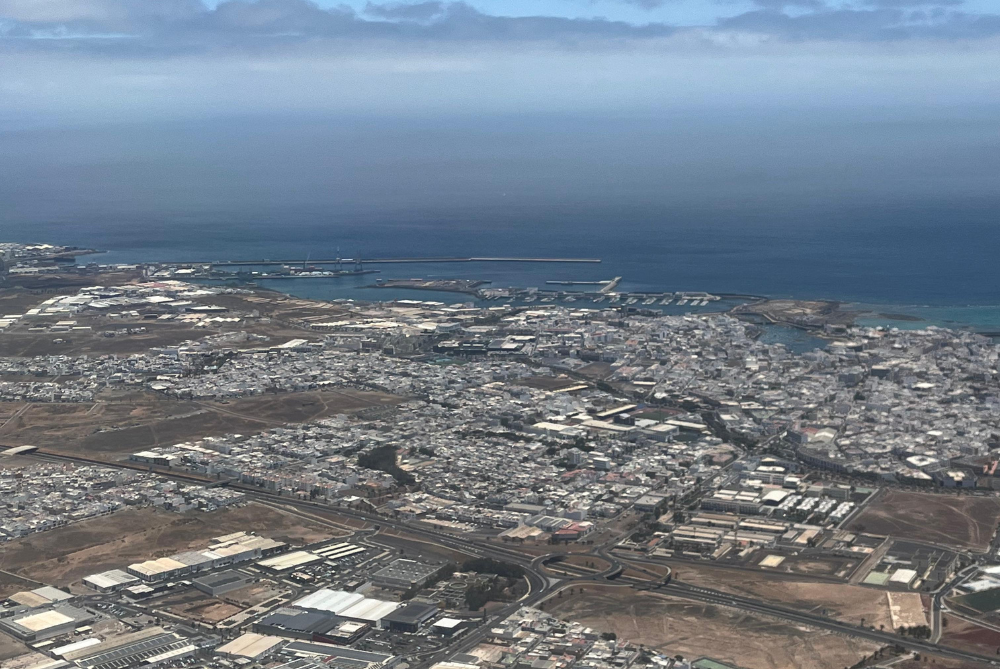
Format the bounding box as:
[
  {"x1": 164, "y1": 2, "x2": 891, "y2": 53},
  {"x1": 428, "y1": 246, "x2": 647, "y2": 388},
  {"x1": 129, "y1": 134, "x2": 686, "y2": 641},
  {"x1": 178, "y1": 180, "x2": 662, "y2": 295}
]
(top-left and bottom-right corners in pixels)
[
  {"x1": 1, "y1": 0, "x2": 998, "y2": 246},
  {"x1": 0, "y1": 0, "x2": 998, "y2": 127}
]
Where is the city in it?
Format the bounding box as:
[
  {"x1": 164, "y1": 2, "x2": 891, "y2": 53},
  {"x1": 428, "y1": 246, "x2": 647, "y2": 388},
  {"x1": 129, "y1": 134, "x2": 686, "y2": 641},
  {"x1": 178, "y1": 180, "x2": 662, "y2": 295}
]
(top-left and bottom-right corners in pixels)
[{"x1": 2, "y1": 243, "x2": 1000, "y2": 669}]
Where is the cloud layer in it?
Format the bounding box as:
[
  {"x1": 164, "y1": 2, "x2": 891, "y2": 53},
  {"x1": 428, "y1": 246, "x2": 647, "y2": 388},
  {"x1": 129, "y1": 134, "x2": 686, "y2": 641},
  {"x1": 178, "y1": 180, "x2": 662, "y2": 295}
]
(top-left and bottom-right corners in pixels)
[
  {"x1": 1, "y1": 0, "x2": 997, "y2": 48},
  {"x1": 0, "y1": 0, "x2": 998, "y2": 126}
]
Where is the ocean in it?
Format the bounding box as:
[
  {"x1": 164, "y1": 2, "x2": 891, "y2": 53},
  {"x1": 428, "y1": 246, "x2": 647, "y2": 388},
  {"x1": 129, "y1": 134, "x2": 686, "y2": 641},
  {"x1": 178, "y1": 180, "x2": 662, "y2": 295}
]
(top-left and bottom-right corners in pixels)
[
  {"x1": 4, "y1": 113, "x2": 999, "y2": 336},
  {"x1": 6, "y1": 203, "x2": 1000, "y2": 338}
]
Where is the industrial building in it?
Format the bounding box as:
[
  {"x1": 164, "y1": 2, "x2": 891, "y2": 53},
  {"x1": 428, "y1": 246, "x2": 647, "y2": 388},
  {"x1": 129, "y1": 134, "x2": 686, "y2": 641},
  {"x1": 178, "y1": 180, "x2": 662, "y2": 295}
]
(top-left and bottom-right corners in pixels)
[
  {"x1": 280, "y1": 641, "x2": 401, "y2": 669},
  {"x1": 6, "y1": 586, "x2": 73, "y2": 609},
  {"x1": 381, "y1": 602, "x2": 438, "y2": 633},
  {"x1": 0, "y1": 605, "x2": 93, "y2": 641},
  {"x1": 255, "y1": 608, "x2": 370, "y2": 644},
  {"x1": 313, "y1": 542, "x2": 367, "y2": 562},
  {"x1": 258, "y1": 550, "x2": 323, "y2": 573},
  {"x1": 126, "y1": 532, "x2": 284, "y2": 581},
  {"x1": 62, "y1": 627, "x2": 196, "y2": 669},
  {"x1": 82, "y1": 570, "x2": 140, "y2": 593},
  {"x1": 371, "y1": 559, "x2": 443, "y2": 591},
  {"x1": 292, "y1": 589, "x2": 400, "y2": 627},
  {"x1": 192, "y1": 569, "x2": 252, "y2": 596},
  {"x1": 431, "y1": 617, "x2": 469, "y2": 637},
  {"x1": 215, "y1": 632, "x2": 285, "y2": 661}
]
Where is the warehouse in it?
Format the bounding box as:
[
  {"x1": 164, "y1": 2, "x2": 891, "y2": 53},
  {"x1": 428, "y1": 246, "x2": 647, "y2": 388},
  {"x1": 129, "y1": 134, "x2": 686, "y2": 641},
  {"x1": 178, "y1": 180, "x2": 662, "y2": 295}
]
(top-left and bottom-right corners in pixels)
[
  {"x1": 381, "y1": 602, "x2": 438, "y2": 633},
  {"x1": 259, "y1": 550, "x2": 323, "y2": 574},
  {"x1": 126, "y1": 534, "x2": 286, "y2": 582},
  {"x1": 431, "y1": 617, "x2": 469, "y2": 637},
  {"x1": 127, "y1": 556, "x2": 189, "y2": 582},
  {"x1": 281, "y1": 641, "x2": 400, "y2": 669},
  {"x1": 0, "y1": 605, "x2": 93, "y2": 641},
  {"x1": 338, "y1": 598, "x2": 400, "y2": 626},
  {"x1": 314, "y1": 543, "x2": 367, "y2": 562},
  {"x1": 255, "y1": 608, "x2": 369, "y2": 644},
  {"x1": 171, "y1": 550, "x2": 216, "y2": 572},
  {"x1": 192, "y1": 569, "x2": 252, "y2": 596},
  {"x1": 216, "y1": 632, "x2": 284, "y2": 661},
  {"x1": 82, "y1": 570, "x2": 140, "y2": 593},
  {"x1": 293, "y1": 589, "x2": 364, "y2": 615},
  {"x1": 51, "y1": 637, "x2": 103, "y2": 658},
  {"x1": 292, "y1": 589, "x2": 400, "y2": 627},
  {"x1": 7, "y1": 586, "x2": 73, "y2": 608},
  {"x1": 372, "y1": 559, "x2": 443, "y2": 591},
  {"x1": 63, "y1": 627, "x2": 196, "y2": 669}
]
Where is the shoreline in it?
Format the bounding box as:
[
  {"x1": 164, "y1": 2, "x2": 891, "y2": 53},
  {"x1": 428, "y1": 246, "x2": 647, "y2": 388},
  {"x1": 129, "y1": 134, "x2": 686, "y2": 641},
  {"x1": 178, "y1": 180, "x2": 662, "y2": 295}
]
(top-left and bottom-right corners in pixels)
[{"x1": 15, "y1": 242, "x2": 1000, "y2": 336}]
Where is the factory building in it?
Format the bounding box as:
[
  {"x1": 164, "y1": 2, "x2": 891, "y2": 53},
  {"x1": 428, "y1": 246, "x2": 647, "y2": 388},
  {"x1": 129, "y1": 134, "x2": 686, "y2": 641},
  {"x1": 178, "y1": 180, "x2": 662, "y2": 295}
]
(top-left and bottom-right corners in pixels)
[
  {"x1": 371, "y1": 559, "x2": 444, "y2": 591},
  {"x1": 82, "y1": 570, "x2": 140, "y2": 593},
  {"x1": 280, "y1": 641, "x2": 400, "y2": 669},
  {"x1": 192, "y1": 569, "x2": 253, "y2": 596},
  {"x1": 255, "y1": 608, "x2": 370, "y2": 644},
  {"x1": 216, "y1": 632, "x2": 285, "y2": 661},
  {"x1": 431, "y1": 617, "x2": 469, "y2": 637},
  {"x1": 258, "y1": 550, "x2": 323, "y2": 574},
  {"x1": 381, "y1": 602, "x2": 439, "y2": 633},
  {"x1": 6, "y1": 586, "x2": 73, "y2": 609},
  {"x1": 127, "y1": 532, "x2": 284, "y2": 581},
  {"x1": 0, "y1": 605, "x2": 93, "y2": 641},
  {"x1": 313, "y1": 543, "x2": 367, "y2": 562},
  {"x1": 292, "y1": 589, "x2": 400, "y2": 627},
  {"x1": 61, "y1": 627, "x2": 196, "y2": 668}
]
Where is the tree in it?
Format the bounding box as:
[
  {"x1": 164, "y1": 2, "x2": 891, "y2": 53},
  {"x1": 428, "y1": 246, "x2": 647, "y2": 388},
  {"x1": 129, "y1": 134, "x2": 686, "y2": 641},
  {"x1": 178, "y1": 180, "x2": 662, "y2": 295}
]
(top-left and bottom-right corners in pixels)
[
  {"x1": 461, "y1": 558, "x2": 525, "y2": 579},
  {"x1": 357, "y1": 445, "x2": 415, "y2": 486}
]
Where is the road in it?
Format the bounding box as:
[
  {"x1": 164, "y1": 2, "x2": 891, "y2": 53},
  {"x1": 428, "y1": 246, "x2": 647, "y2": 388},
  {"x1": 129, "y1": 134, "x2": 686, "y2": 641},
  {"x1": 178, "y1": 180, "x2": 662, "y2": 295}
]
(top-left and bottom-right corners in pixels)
[{"x1": 24, "y1": 448, "x2": 1000, "y2": 667}]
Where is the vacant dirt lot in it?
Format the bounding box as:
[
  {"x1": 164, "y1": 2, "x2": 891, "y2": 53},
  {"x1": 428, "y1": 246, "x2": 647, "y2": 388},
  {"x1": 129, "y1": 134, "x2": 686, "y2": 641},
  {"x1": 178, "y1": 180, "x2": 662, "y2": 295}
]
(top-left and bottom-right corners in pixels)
[
  {"x1": 0, "y1": 322, "x2": 227, "y2": 358},
  {"x1": 0, "y1": 571, "x2": 42, "y2": 599},
  {"x1": 894, "y1": 656, "x2": 995, "y2": 669},
  {"x1": 224, "y1": 581, "x2": 285, "y2": 608},
  {"x1": 0, "y1": 634, "x2": 28, "y2": 663},
  {"x1": 0, "y1": 389, "x2": 401, "y2": 461},
  {"x1": 152, "y1": 589, "x2": 245, "y2": 624},
  {"x1": 0, "y1": 503, "x2": 339, "y2": 586},
  {"x1": 667, "y1": 562, "x2": 894, "y2": 630},
  {"x1": 750, "y1": 552, "x2": 859, "y2": 579},
  {"x1": 547, "y1": 586, "x2": 878, "y2": 669},
  {"x1": 940, "y1": 614, "x2": 1000, "y2": 657},
  {"x1": 848, "y1": 490, "x2": 1000, "y2": 552},
  {"x1": 208, "y1": 291, "x2": 351, "y2": 320}
]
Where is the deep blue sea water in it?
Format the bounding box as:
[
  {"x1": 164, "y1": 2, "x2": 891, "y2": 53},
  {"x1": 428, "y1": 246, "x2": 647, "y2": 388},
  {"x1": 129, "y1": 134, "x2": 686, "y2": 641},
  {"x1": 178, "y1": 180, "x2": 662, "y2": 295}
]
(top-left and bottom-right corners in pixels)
[
  {"x1": 4, "y1": 114, "x2": 999, "y2": 337},
  {"x1": 6, "y1": 207, "x2": 1000, "y2": 347},
  {"x1": 6, "y1": 201, "x2": 996, "y2": 305}
]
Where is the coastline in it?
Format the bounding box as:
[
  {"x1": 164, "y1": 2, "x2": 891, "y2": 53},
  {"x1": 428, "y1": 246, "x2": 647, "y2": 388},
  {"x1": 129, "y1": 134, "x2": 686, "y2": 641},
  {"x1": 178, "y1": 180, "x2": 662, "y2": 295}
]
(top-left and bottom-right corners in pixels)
[{"x1": 13, "y1": 240, "x2": 1000, "y2": 338}]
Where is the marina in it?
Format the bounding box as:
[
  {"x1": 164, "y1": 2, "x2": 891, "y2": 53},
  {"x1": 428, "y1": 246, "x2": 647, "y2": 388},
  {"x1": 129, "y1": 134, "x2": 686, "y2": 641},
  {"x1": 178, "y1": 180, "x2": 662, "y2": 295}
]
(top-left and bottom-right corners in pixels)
[{"x1": 157, "y1": 256, "x2": 602, "y2": 268}]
